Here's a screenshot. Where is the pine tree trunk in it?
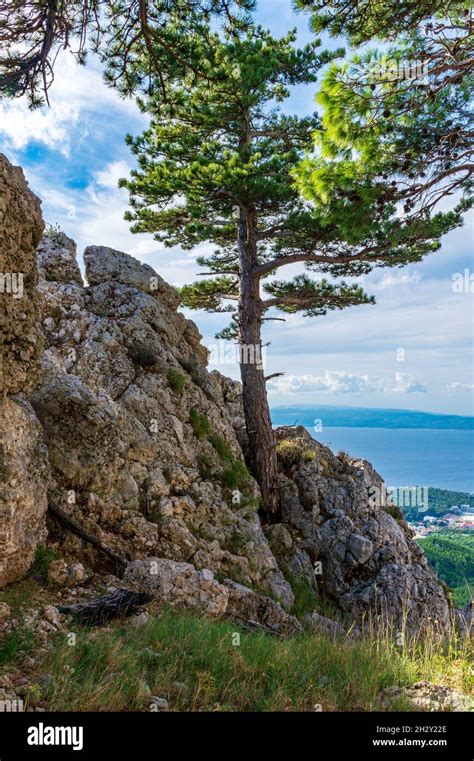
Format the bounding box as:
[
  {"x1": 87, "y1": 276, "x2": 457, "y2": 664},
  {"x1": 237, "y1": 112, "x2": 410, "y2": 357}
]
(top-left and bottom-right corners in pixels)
[{"x1": 237, "y1": 207, "x2": 280, "y2": 519}]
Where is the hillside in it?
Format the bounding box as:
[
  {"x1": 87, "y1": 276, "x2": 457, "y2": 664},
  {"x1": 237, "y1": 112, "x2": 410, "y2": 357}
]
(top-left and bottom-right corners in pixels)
[{"x1": 417, "y1": 531, "x2": 474, "y2": 607}]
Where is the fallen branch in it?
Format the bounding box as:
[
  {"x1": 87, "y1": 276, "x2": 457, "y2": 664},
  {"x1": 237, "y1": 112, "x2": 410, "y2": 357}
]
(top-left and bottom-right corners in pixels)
[
  {"x1": 48, "y1": 501, "x2": 128, "y2": 571},
  {"x1": 58, "y1": 589, "x2": 152, "y2": 626}
]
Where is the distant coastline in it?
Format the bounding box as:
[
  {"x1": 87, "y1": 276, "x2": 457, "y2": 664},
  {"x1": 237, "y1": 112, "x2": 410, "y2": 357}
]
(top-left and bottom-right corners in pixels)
[{"x1": 271, "y1": 404, "x2": 474, "y2": 430}]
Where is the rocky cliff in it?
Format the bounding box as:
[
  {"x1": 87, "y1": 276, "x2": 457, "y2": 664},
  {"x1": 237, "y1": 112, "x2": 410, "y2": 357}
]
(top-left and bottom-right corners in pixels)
[
  {"x1": 0, "y1": 155, "x2": 48, "y2": 586},
  {"x1": 0, "y1": 154, "x2": 454, "y2": 640}
]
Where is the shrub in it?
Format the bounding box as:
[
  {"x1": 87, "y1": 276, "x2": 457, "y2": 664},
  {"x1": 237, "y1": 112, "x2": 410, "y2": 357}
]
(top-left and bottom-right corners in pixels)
[
  {"x1": 49, "y1": 305, "x2": 63, "y2": 324},
  {"x1": 336, "y1": 450, "x2": 351, "y2": 468},
  {"x1": 44, "y1": 222, "x2": 64, "y2": 244},
  {"x1": 197, "y1": 451, "x2": 214, "y2": 479},
  {"x1": 302, "y1": 449, "x2": 316, "y2": 463},
  {"x1": 30, "y1": 546, "x2": 58, "y2": 585},
  {"x1": 189, "y1": 408, "x2": 211, "y2": 439},
  {"x1": 219, "y1": 460, "x2": 250, "y2": 490},
  {"x1": 208, "y1": 434, "x2": 233, "y2": 461},
  {"x1": 286, "y1": 574, "x2": 318, "y2": 619},
  {"x1": 276, "y1": 439, "x2": 302, "y2": 467},
  {"x1": 383, "y1": 503, "x2": 405, "y2": 524},
  {"x1": 128, "y1": 344, "x2": 158, "y2": 368},
  {"x1": 166, "y1": 368, "x2": 185, "y2": 394}
]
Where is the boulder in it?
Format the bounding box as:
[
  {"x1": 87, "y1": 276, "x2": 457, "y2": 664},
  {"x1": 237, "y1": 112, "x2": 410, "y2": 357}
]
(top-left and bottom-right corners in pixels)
[
  {"x1": 0, "y1": 154, "x2": 44, "y2": 397},
  {"x1": 124, "y1": 558, "x2": 229, "y2": 618},
  {"x1": 0, "y1": 399, "x2": 49, "y2": 587},
  {"x1": 223, "y1": 579, "x2": 302, "y2": 635},
  {"x1": 381, "y1": 681, "x2": 473, "y2": 712}
]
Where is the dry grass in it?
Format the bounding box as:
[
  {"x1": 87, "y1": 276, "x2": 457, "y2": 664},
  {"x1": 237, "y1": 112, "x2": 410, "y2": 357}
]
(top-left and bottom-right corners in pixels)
[{"x1": 30, "y1": 608, "x2": 471, "y2": 712}]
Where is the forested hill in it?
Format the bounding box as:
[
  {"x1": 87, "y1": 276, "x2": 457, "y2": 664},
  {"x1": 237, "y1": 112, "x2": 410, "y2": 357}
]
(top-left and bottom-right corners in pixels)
[
  {"x1": 403, "y1": 488, "x2": 474, "y2": 521},
  {"x1": 271, "y1": 406, "x2": 474, "y2": 430}
]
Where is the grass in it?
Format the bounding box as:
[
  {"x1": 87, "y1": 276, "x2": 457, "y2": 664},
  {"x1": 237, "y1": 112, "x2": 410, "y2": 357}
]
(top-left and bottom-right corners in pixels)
[
  {"x1": 34, "y1": 608, "x2": 471, "y2": 712},
  {"x1": 189, "y1": 408, "x2": 211, "y2": 439},
  {"x1": 0, "y1": 628, "x2": 36, "y2": 667},
  {"x1": 276, "y1": 440, "x2": 317, "y2": 468},
  {"x1": 166, "y1": 368, "x2": 185, "y2": 395},
  {"x1": 218, "y1": 460, "x2": 250, "y2": 490},
  {"x1": 30, "y1": 546, "x2": 59, "y2": 585}
]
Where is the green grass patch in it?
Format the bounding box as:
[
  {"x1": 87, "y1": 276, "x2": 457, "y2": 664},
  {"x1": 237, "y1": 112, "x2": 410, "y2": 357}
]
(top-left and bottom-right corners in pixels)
[
  {"x1": 208, "y1": 434, "x2": 233, "y2": 462},
  {"x1": 30, "y1": 546, "x2": 59, "y2": 585},
  {"x1": 0, "y1": 628, "x2": 36, "y2": 667},
  {"x1": 166, "y1": 368, "x2": 185, "y2": 395},
  {"x1": 189, "y1": 409, "x2": 211, "y2": 439},
  {"x1": 36, "y1": 608, "x2": 471, "y2": 712}
]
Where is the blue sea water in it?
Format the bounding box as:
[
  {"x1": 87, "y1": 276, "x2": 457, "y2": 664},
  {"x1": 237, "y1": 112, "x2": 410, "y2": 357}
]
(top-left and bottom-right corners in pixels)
[{"x1": 303, "y1": 427, "x2": 474, "y2": 493}]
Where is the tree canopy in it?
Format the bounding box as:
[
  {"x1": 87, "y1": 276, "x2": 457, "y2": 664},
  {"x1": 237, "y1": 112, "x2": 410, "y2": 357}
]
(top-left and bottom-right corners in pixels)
[
  {"x1": 0, "y1": 0, "x2": 253, "y2": 106},
  {"x1": 296, "y1": 0, "x2": 473, "y2": 219}
]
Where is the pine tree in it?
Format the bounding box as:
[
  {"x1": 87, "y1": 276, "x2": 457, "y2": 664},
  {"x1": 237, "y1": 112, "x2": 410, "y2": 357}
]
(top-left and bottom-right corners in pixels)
[
  {"x1": 0, "y1": 0, "x2": 253, "y2": 106},
  {"x1": 121, "y1": 21, "x2": 459, "y2": 517},
  {"x1": 296, "y1": 0, "x2": 473, "y2": 218}
]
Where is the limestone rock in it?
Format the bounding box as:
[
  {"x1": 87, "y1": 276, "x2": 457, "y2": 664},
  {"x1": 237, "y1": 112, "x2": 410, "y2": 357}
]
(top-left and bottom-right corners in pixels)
[
  {"x1": 381, "y1": 681, "x2": 473, "y2": 712},
  {"x1": 32, "y1": 241, "x2": 291, "y2": 606},
  {"x1": 84, "y1": 245, "x2": 180, "y2": 309},
  {"x1": 37, "y1": 232, "x2": 83, "y2": 285},
  {"x1": 223, "y1": 579, "x2": 302, "y2": 635},
  {"x1": 305, "y1": 611, "x2": 346, "y2": 639},
  {"x1": 267, "y1": 426, "x2": 450, "y2": 636},
  {"x1": 124, "y1": 558, "x2": 229, "y2": 617},
  {"x1": 47, "y1": 559, "x2": 87, "y2": 588},
  {"x1": 0, "y1": 154, "x2": 44, "y2": 397},
  {"x1": 0, "y1": 398, "x2": 49, "y2": 587}
]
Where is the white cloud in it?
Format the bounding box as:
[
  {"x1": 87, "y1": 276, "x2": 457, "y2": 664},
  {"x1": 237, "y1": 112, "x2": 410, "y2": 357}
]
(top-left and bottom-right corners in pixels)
[
  {"x1": 0, "y1": 100, "x2": 79, "y2": 156},
  {"x1": 94, "y1": 160, "x2": 131, "y2": 189},
  {"x1": 267, "y1": 370, "x2": 427, "y2": 394},
  {"x1": 371, "y1": 271, "x2": 422, "y2": 291},
  {"x1": 0, "y1": 52, "x2": 143, "y2": 156},
  {"x1": 443, "y1": 382, "x2": 474, "y2": 393}
]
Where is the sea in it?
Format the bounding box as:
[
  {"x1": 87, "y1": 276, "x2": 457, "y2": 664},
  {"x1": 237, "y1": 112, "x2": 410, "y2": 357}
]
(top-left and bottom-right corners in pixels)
[{"x1": 303, "y1": 427, "x2": 474, "y2": 493}]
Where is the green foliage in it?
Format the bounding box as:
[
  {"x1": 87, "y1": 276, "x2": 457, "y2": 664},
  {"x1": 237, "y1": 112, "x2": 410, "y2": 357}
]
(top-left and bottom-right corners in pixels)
[
  {"x1": 0, "y1": 627, "x2": 36, "y2": 667},
  {"x1": 208, "y1": 434, "x2": 233, "y2": 461},
  {"x1": 0, "y1": 1, "x2": 255, "y2": 107},
  {"x1": 263, "y1": 275, "x2": 374, "y2": 317},
  {"x1": 27, "y1": 608, "x2": 471, "y2": 711},
  {"x1": 166, "y1": 367, "x2": 185, "y2": 394},
  {"x1": 403, "y1": 488, "x2": 474, "y2": 521},
  {"x1": 49, "y1": 305, "x2": 63, "y2": 324},
  {"x1": 180, "y1": 278, "x2": 238, "y2": 314},
  {"x1": 30, "y1": 546, "x2": 58, "y2": 585},
  {"x1": 276, "y1": 439, "x2": 304, "y2": 468},
  {"x1": 189, "y1": 408, "x2": 211, "y2": 439},
  {"x1": 288, "y1": 575, "x2": 318, "y2": 619},
  {"x1": 417, "y1": 531, "x2": 474, "y2": 607},
  {"x1": 219, "y1": 460, "x2": 250, "y2": 490},
  {"x1": 296, "y1": 1, "x2": 472, "y2": 225},
  {"x1": 383, "y1": 503, "x2": 405, "y2": 524},
  {"x1": 197, "y1": 451, "x2": 215, "y2": 479}
]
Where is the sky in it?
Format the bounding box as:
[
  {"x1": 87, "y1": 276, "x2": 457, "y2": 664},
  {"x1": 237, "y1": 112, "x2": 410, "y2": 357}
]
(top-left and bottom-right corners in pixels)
[{"x1": 0, "y1": 1, "x2": 472, "y2": 416}]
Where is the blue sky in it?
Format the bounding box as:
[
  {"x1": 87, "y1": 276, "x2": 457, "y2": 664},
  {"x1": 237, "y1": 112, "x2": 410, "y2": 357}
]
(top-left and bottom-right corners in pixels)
[{"x1": 0, "y1": 1, "x2": 472, "y2": 415}]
